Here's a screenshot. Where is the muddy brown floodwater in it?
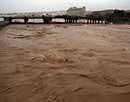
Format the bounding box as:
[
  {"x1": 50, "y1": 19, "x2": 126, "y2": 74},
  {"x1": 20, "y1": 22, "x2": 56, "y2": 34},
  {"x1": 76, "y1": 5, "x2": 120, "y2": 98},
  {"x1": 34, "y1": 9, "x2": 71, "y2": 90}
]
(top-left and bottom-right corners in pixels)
[{"x1": 0, "y1": 24, "x2": 130, "y2": 102}]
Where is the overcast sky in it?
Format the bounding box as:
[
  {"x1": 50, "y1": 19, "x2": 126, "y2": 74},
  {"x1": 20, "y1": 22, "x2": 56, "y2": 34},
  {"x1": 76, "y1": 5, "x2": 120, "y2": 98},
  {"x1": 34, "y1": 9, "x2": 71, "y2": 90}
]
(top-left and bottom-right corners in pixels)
[{"x1": 0, "y1": 0, "x2": 130, "y2": 13}]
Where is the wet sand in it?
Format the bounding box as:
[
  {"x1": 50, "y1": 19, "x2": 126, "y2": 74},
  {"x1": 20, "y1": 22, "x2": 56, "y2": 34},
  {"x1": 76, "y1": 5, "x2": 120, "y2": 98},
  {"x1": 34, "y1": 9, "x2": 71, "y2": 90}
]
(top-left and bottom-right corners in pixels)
[{"x1": 0, "y1": 24, "x2": 130, "y2": 102}]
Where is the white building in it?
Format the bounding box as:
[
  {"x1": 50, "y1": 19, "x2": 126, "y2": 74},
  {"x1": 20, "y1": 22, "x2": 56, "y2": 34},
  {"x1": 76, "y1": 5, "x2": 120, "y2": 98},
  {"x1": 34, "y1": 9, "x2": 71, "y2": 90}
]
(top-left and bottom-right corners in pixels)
[{"x1": 66, "y1": 6, "x2": 86, "y2": 16}]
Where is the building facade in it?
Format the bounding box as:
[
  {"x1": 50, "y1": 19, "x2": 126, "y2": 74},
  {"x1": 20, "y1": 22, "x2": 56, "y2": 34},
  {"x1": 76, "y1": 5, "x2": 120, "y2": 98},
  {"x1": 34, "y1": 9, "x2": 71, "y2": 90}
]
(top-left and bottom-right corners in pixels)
[{"x1": 66, "y1": 6, "x2": 86, "y2": 16}]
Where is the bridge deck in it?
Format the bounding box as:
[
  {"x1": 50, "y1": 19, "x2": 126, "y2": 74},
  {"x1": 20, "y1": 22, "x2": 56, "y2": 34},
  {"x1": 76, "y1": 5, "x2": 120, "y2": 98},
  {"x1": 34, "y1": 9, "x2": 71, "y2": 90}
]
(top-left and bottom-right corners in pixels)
[{"x1": 0, "y1": 15, "x2": 107, "y2": 24}]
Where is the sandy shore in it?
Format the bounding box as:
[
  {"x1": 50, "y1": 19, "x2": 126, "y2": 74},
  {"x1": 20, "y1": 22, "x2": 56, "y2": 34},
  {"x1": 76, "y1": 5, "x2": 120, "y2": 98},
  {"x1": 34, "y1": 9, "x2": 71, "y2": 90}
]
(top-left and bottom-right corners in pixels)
[{"x1": 0, "y1": 24, "x2": 130, "y2": 102}]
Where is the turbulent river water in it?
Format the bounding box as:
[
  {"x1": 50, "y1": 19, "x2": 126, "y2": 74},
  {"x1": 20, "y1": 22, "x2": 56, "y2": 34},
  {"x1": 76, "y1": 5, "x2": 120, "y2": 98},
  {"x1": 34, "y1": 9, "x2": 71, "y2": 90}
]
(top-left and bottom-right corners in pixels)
[{"x1": 0, "y1": 24, "x2": 130, "y2": 102}]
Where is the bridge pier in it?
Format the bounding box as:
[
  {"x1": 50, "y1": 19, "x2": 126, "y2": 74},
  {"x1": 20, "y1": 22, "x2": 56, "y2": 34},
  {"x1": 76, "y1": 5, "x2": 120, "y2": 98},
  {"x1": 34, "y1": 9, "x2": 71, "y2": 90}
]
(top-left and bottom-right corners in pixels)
[
  {"x1": 74, "y1": 19, "x2": 76, "y2": 23},
  {"x1": 4, "y1": 18, "x2": 7, "y2": 22},
  {"x1": 75, "y1": 19, "x2": 78, "y2": 23},
  {"x1": 90, "y1": 19, "x2": 92, "y2": 24},
  {"x1": 44, "y1": 18, "x2": 52, "y2": 24},
  {"x1": 64, "y1": 16, "x2": 79, "y2": 24},
  {"x1": 24, "y1": 17, "x2": 29, "y2": 24},
  {"x1": 68, "y1": 18, "x2": 71, "y2": 23},
  {"x1": 64, "y1": 17, "x2": 68, "y2": 23},
  {"x1": 65, "y1": 19, "x2": 67, "y2": 23},
  {"x1": 97, "y1": 20, "x2": 99, "y2": 24},
  {"x1": 42, "y1": 15, "x2": 52, "y2": 24},
  {"x1": 4, "y1": 17, "x2": 12, "y2": 23}
]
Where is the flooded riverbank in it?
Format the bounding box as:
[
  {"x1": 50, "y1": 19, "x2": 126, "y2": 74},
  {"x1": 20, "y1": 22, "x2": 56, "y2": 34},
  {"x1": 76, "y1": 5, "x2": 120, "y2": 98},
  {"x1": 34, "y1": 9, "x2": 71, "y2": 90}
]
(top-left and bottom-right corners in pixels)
[{"x1": 0, "y1": 24, "x2": 130, "y2": 102}]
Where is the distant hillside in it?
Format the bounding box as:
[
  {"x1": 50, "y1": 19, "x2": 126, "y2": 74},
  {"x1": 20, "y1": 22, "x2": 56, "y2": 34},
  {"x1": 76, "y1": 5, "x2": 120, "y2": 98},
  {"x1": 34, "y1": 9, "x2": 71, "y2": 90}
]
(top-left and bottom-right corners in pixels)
[
  {"x1": 91, "y1": 9, "x2": 130, "y2": 16},
  {"x1": 91, "y1": 9, "x2": 114, "y2": 16},
  {"x1": 126, "y1": 10, "x2": 130, "y2": 13}
]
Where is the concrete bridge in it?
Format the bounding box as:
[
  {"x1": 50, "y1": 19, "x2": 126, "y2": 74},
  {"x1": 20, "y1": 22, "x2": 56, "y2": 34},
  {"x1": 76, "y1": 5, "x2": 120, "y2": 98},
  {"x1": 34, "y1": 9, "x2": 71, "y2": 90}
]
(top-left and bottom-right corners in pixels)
[{"x1": 0, "y1": 15, "x2": 108, "y2": 24}]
